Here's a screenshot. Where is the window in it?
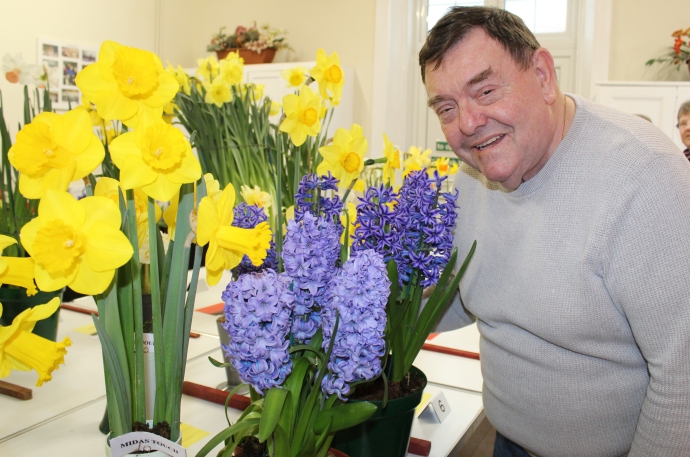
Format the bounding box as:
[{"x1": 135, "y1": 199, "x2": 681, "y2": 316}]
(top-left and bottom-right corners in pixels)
[
  {"x1": 504, "y1": 0, "x2": 568, "y2": 34},
  {"x1": 427, "y1": 0, "x2": 570, "y2": 35}
]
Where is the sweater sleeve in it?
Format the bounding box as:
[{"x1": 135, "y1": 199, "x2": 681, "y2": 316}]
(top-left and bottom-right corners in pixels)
[{"x1": 603, "y1": 153, "x2": 690, "y2": 456}]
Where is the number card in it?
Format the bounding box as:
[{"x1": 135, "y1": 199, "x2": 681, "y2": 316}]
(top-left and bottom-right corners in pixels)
[{"x1": 417, "y1": 391, "x2": 452, "y2": 423}]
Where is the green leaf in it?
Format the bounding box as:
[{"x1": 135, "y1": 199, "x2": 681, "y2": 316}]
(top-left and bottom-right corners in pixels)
[
  {"x1": 272, "y1": 423, "x2": 291, "y2": 457},
  {"x1": 208, "y1": 356, "x2": 234, "y2": 368},
  {"x1": 283, "y1": 357, "x2": 311, "y2": 413},
  {"x1": 313, "y1": 401, "x2": 377, "y2": 434},
  {"x1": 195, "y1": 418, "x2": 260, "y2": 457},
  {"x1": 259, "y1": 387, "x2": 289, "y2": 442}
]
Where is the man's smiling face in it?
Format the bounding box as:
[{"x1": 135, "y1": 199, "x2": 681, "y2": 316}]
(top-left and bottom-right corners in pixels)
[{"x1": 424, "y1": 27, "x2": 560, "y2": 190}]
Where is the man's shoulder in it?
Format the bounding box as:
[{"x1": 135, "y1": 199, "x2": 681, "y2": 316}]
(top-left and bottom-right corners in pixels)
[{"x1": 571, "y1": 95, "x2": 678, "y2": 160}]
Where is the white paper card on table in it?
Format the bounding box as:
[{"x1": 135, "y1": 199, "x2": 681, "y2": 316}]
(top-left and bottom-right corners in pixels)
[
  {"x1": 418, "y1": 391, "x2": 451, "y2": 423},
  {"x1": 110, "y1": 431, "x2": 186, "y2": 457}
]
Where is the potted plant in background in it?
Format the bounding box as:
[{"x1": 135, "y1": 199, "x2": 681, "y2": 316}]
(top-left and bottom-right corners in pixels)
[
  {"x1": 646, "y1": 27, "x2": 690, "y2": 74},
  {"x1": 207, "y1": 23, "x2": 290, "y2": 64}
]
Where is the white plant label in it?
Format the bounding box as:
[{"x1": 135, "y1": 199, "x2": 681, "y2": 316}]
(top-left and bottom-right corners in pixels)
[
  {"x1": 143, "y1": 333, "x2": 154, "y2": 353},
  {"x1": 110, "y1": 431, "x2": 186, "y2": 457},
  {"x1": 418, "y1": 391, "x2": 451, "y2": 423}
]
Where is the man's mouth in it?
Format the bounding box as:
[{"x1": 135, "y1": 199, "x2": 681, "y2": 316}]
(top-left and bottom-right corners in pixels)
[{"x1": 475, "y1": 134, "x2": 505, "y2": 150}]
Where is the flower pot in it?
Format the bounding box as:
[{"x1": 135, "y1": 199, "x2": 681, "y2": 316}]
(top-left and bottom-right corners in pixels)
[
  {"x1": 330, "y1": 366, "x2": 427, "y2": 457},
  {"x1": 233, "y1": 444, "x2": 349, "y2": 457},
  {"x1": 105, "y1": 432, "x2": 182, "y2": 457},
  {"x1": 0, "y1": 287, "x2": 64, "y2": 341},
  {"x1": 215, "y1": 48, "x2": 277, "y2": 64},
  {"x1": 216, "y1": 316, "x2": 243, "y2": 387}
]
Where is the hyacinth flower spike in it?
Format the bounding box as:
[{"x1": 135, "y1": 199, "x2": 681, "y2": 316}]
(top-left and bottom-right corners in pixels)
[{"x1": 0, "y1": 298, "x2": 71, "y2": 386}]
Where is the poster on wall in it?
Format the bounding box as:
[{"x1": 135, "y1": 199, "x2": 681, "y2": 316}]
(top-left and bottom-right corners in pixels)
[{"x1": 37, "y1": 37, "x2": 97, "y2": 110}]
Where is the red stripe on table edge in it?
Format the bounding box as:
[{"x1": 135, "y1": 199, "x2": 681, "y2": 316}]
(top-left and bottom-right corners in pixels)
[
  {"x1": 61, "y1": 304, "x2": 200, "y2": 338},
  {"x1": 182, "y1": 381, "x2": 432, "y2": 456},
  {"x1": 422, "y1": 343, "x2": 480, "y2": 360},
  {"x1": 196, "y1": 303, "x2": 225, "y2": 314}
]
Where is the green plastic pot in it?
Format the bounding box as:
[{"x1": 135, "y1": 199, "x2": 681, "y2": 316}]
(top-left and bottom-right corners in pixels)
[
  {"x1": 0, "y1": 287, "x2": 64, "y2": 341},
  {"x1": 331, "y1": 366, "x2": 427, "y2": 457}
]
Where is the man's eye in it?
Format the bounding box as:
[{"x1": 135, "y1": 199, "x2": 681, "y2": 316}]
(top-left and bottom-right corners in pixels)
[{"x1": 482, "y1": 89, "x2": 493, "y2": 96}]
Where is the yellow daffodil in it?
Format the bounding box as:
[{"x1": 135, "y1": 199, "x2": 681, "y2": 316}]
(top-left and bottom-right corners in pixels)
[
  {"x1": 403, "y1": 146, "x2": 432, "y2": 177},
  {"x1": 340, "y1": 202, "x2": 358, "y2": 247},
  {"x1": 103, "y1": 124, "x2": 119, "y2": 145},
  {"x1": 94, "y1": 178, "x2": 161, "y2": 248},
  {"x1": 164, "y1": 174, "x2": 220, "y2": 241},
  {"x1": 162, "y1": 101, "x2": 177, "y2": 124},
  {"x1": 75, "y1": 41, "x2": 178, "y2": 129},
  {"x1": 240, "y1": 185, "x2": 272, "y2": 216},
  {"x1": 310, "y1": 49, "x2": 344, "y2": 106},
  {"x1": 280, "y1": 66, "x2": 308, "y2": 88},
  {"x1": 269, "y1": 101, "x2": 281, "y2": 117},
  {"x1": 8, "y1": 109, "x2": 104, "y2": 199},
  {"x1": 0, "y1": 235, "x2": 37, "y2": 296},
  {"x1": 165, "y1": 63, "x2": 190, "y2": 95},
  {"x1": 219, "y1": 53, "x2": 244, "y2": 85},
  {"x1": 204, "y1": 79, "x2": 232, "y2": 107},
  {"x1": 283, "y1": 205, "x2": 295, "y2": 236},
  {"x1": 20, "y1": 190, "x2": 133, "y2": 295},
  {"x1": 77, "y1": 93, "x2": 103, "y2": 127},
  {"x1": 239, "y1": 83, "x2": 264, "y2": 102},
  {"x1": 382, "y1": 133, "x2": 401, "y2": 186},
  {"x1": 109, "y1": 118, "x2": 202, "y2": 202},
  {"x1": 196, "y1": 56, "x2": 220, "y2": 83},
  {"x1": 317, "y1": 124, "x2": 367, "y2": 188},
  {"x1": 0, "y1": 298, "x2": 72, "y2": 386},
  {"x1": 196, "y1": 183, "x2": 272, "y2": 286},
  {"x1": 279, "y1": 84, "x2": 323, "y2": 147},
  {"x1": 432, "y1": 157, "x2": 459, "y2": 177}
]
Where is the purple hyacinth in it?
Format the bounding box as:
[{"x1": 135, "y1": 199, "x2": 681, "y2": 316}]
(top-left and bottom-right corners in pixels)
[
  {"x1": 231, "y1": 203, "x2": 279, "y2": 277},
  {"x1": 294, "y1": 173, "x2": 343, "y2": 225},
  {"x1": 393, "y1": 170, "x2": 457, "y2": 287},
  {"x1": 221, "y1": 269, "x2": 295, "y2": 394},
  {"x1": 282, "y1": 211, "x2": 341, "y2": 342},
  {"x1": 321, "y1": 249, "x2": 389, "y2": 400},
  {"x1": 352, "y1": 185, "x2": 403, "y2": 263}
]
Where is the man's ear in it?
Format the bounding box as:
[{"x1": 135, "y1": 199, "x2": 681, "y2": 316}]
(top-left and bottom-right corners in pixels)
[{"x1": 532, "y1": 48, "x2": 558, "y2": 105}]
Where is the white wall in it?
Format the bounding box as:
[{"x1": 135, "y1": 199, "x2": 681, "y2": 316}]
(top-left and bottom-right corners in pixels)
[
  {"x1": 609, "y1": 0, "x2": 690, "y2": 82},
  {"x1": 0, "y1": 0, "x2": 158, "y2": 137},
  {"x1": 159, "y1": 0, "x2": 377, "y2": 144}
]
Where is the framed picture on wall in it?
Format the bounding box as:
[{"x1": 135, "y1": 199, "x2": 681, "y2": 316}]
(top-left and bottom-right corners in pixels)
[{"x1": 37, "y1": 37, "x2": 97, "y2": 110}]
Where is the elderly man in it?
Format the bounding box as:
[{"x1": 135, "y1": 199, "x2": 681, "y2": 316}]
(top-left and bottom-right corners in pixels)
[
  {"x1": 678, "y1": 100, "x2": 690, "y2": 160},
  {"x1": 421, "y1": 7, "x2": 690, "y2": 457}
]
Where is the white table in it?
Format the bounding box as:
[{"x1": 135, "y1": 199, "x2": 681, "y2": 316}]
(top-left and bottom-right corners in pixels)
[{"x1": 0, "y1": 271, "x2": 486, "y2": 457}]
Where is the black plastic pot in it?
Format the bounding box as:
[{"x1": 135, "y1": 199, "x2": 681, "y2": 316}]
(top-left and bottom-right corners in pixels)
[
  {"x1": 0, "y1": 288, "x2": 64, "y2": 341},
  {"x1": 331, "y1": 366, "x2": 427, "y2": 457}
]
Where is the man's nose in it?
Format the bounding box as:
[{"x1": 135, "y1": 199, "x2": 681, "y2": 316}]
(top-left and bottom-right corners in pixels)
[{"x1": 457, "y1": 102, "x2": 487, "y2": 137}]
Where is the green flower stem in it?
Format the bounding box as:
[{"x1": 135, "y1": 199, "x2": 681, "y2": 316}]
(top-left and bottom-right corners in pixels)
[{"x1": 148, "y1": 198, "x2": 167, "y2": 425}]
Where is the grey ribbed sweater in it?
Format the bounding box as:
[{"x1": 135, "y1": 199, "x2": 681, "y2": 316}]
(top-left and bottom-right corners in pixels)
[{"x1": 439, "y1": 95, "x2": 690, "y2": 456}]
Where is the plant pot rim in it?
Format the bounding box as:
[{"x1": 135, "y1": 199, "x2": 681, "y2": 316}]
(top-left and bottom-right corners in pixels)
[{"x1": 349, "y1": 366, "x2": 427, "y2": 419}]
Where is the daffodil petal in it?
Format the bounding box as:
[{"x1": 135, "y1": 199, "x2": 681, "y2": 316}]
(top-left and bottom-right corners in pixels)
[
  {"x1": 85, "y1": 221, "x2": 133, "y2": 272},
  {"x1": 0, "y1": 257, "x2": 37, "y2": 295},
  {"x1": 52, "y1": 109, "x2": 92, "y2": 152},
  {"x1": 95, "y1": 89, "x2": 138, "y2": 122},
  {"x1": 141, "y1": 71, "x2": 179, "y2": 109},
  {"x1": 38, "y1": 190, "x2": 86, "y2": 229},
  {"x1": 205, "y1": 266, "x2": 223, "y2": 287},
  {"x1": 218, "y1": 184, "x2": 236, "y2": 227},
  {"x1": 80, "y1": 196, "x2": 122, "y2": 233},
  {"x1": 68, "y1": 258, "x2": 116, "y2": 295},
  {"x1": 119, "y1": 154, "x2": 158, "y2": 190},
  {"x1": 97, "y1": 41, "x2": 120, "y2": 82},
  {"x1": 73, "y1": 136, "x2": 105, "y2": 179},
  {"x1": 75, "y1": 64, "x2": 116, "y2": 100},
  {"x1": 196, "y1": 197, "x2": 218, "y2": 247},
  {"x1": 33, "y1": 261, "x2": 72, "y2": 292},
  {"x1": 109, "y1": 132, "x2": 139, "y2": 167},
  {"x1": 166, "y1": 151, "x2": 201, "y2": 184},
  {"x1": 140, "y1": 174, "x2": 180, "y2": 202},
  {"x1": 18, "y1": 219, "x2": 39, "y2": 258},
  {"x1": 0, "y1": 235, "x2": 18, "y2": 252}
]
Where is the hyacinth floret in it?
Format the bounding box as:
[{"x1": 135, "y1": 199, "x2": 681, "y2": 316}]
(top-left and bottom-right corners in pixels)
[
  {"x1": 231, "y1": 203, "x2": 279, "y2": 277},
  {"x1": 294, "y1": 172, "x2": 343, "y2": 223},
  {"x1": 321, "y1": 249, "x2": 389, "y2": 400},
  {"x1": 394, "y1": 170, "x2": 457, "y2": 287},
  {"x1": 221, "y1": 269, "x2": 295, "y2": 394},
  {"x1": 282, "y1": 211, "x2": 341, "y2": 342},
  {"x1": 352, "y1": 185, "x2": 402, "y2": 263}
]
